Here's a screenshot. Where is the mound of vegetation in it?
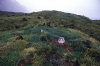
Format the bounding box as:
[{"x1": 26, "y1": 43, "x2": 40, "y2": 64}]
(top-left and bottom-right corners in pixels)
[
  {"x1": 0, "y1": 26, "x2": 100, "y2": 66},
  {"x1": 0, "y1": 10, "x2": 100, "y2": 66},
  {"x1": 92, "y1": 20, "x2": 100, "y2": 25},
  {"x1": 0, "y1": 10, "x2": 100, "y2": 41}
]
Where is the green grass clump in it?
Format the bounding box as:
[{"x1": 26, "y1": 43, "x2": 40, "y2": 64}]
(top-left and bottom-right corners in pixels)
[
  {"x1": 0, "y1": 11, "x2": 100, "y2": 40},
  {"x1": 0, "y1": 26, "x2": 100, "y2": 66},
  {"x1": 7, "y1": 40, "x2": 28, "y2": 51}
]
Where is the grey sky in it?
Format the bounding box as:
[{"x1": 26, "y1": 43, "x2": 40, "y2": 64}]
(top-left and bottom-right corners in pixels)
[
  {"x1": 0, "y1": 0, "x2": 100, "y2": 20},
  {"x1": 0, "y1": 0, "x2": 27, "y2": 12},
  {"x1": 16, "y1": 0, "x2": 100, "y2": 20}
]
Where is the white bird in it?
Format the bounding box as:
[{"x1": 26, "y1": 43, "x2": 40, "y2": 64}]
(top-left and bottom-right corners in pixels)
[
  {"x1": 41, "y1": 29, "x2": 44, "y2": 32},
  {"x1": 58, "y1": 37, "x2": 65, "y2": 44}
]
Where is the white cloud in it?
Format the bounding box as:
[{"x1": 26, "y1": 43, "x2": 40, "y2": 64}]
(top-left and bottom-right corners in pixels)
[{"x1": 16, "y1": 0, "x2": 100, "y2": 19}]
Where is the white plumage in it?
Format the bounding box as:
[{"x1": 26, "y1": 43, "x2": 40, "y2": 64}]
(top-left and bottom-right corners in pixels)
[
  {"x1": 58, "y1": 37, "x2": 65, "y2": 44},
  {"x1": 41, "y1": 29, "x2": 44, "y2": 32}
]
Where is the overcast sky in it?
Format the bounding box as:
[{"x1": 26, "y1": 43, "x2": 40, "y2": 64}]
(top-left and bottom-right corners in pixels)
[
  {"x1": 0, "y1": 0, "x2": 100, "y2": 20},
  {"x1": 0, "y1": 0, "x2": 27, "y2": 12},
  {"x1": 16, "y1": 0, "x2": 100, "y2": 20}
]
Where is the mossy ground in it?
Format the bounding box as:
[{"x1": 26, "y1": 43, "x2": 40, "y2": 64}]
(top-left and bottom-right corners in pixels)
[
  {"x1": 0, "y1": 11, "x2": 100, "y2": 66},
  {"x1": 0, "y1": 26, "x2": 100, "y2": 66}
]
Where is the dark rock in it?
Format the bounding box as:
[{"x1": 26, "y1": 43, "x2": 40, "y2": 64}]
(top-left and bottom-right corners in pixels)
[
  {"x1": 37, "y1": 16, "x2": 41, "y2": 19},
  {"x1": 54, "y1": 54, "x2": 62, "y2": 60},
  {"x1": 16, "y1": 35, "x2": 23, "y2": 40},
  {"x1": 18, "y1": 59, "x2": 26, "y2": 66},
  {"x1": 15, "y1": 25, "x2": 20, "y2": 29},
  {"x1": 82, "y1": 40, "x2": 91, "y2": 48},
  {"x1": 18, "y1": 59, "x2": 32, "y2": 66},
  {"x1": 96, "y1": 55, "x2": 100, "y2": 62},
  {"x1": 26, "y1": 53, "x2": 34, "y2": 59},
  {"x1": 41, "y1": 23, "x2": 46, "y2": 26},
  {"x1": 22, "y1": 18, "x2": 27, "y2": 21},
  {"x1": 46, "y1": 22, "x2": 51, "y2": 27},
  {"x1": 25, "y1": 59, "x2": 32, "y2": 64},
  {"x1": 51, "y1": 59, "x2": 59, "y2": 66},
  {"x1": 74, "y1": 60, "x2": 80, "y2": 66},
  {"x1": 45, "y1": 55, "x2": 50, "y2": 62},
  {"x1": 70, "y1": 24, "x2": 75, "y2": 28},
  {"x1": 65, "y1": 56, "x2": 71, "y2": 62}
]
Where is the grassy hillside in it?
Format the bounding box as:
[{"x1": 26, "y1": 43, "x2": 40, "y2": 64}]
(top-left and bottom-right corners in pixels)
[
  {"x1": 0, "y1": 11, "x2": 100, "y2": 41},
  {"x1": 0, "y1": 11, "x2": 100, "y2": 66},
  {"x1": 92, "y1": 20, "x2": 100, "y2": 25},
  {"x1": 0, "y1": 26, "x2": 100, "y2": 66}
]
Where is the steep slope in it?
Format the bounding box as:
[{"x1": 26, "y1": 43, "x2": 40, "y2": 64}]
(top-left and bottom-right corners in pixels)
[
  {"x1": 0, "y1": 11, "x2": 99, "y2": 40},
  {"x1": 0, "y1": 10, "x2": 100, "y2": 66}
]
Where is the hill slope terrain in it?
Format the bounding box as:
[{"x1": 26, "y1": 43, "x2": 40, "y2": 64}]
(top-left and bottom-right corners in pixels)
[
  {"x1": 0, "y1": 11, "x2": 100, "y2": 66},
  {"x1": 0, "y1": 11, "x2": 99, "y2": 40}
]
